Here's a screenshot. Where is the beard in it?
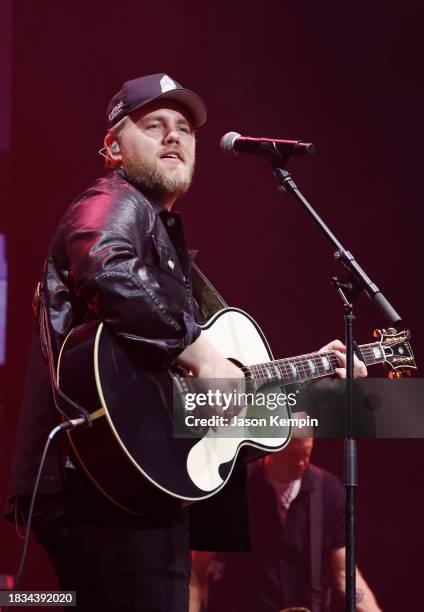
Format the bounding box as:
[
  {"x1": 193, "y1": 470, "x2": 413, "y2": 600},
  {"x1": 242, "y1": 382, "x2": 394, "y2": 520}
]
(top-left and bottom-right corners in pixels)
[{"x1": 123, "y1": 150, "x2": 195, "y2": 200}]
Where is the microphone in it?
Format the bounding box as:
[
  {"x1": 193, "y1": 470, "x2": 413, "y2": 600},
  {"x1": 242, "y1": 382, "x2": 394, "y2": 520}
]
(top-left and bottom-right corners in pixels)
[{"x1": 221, "y1": 131, "x2": 316, "y2": 159}]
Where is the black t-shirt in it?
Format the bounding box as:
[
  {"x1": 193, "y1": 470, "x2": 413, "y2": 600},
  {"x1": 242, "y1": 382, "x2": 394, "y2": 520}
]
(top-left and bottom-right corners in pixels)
[{"x1": 205, "y1": 463, "x2": 345, "y2": 612}]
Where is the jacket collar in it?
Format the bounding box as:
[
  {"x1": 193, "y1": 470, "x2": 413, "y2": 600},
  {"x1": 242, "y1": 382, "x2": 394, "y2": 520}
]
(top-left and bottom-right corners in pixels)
[{"x1": 110, "y1": 167, "x2": 197, "y2": 260}]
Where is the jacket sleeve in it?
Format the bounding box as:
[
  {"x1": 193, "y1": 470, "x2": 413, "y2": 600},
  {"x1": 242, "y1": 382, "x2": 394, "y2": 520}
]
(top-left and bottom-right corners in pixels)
[{"x1": 61, "y1": 186, "x2": 201, "y2": 365}]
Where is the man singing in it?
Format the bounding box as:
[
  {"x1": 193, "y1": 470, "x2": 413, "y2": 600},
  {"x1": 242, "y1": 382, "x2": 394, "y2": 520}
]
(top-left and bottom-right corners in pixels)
[{"x1": 6, "y1": 73, "x2": 366, "y2": 611}]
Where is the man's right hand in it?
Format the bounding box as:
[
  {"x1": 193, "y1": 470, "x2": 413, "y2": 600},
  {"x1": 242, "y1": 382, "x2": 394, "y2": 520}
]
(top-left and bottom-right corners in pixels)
[
  {"x1": 177, "y1": 332, "x2": 244, "y2": 380},
  {"x1": 177, "y1": 333, "x2": 245, "y2": 416}
]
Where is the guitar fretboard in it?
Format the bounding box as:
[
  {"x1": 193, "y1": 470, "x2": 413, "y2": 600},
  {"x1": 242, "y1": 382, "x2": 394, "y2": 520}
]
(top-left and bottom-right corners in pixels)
[{"x1": 248, "y1": 342, "x2": 384, "y2": 386}]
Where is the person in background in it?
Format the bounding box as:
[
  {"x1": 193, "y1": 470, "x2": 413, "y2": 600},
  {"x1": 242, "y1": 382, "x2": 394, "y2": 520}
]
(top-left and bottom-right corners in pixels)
[{"x1": 190, "y1": 437, "x2": 382, "y2": 612}]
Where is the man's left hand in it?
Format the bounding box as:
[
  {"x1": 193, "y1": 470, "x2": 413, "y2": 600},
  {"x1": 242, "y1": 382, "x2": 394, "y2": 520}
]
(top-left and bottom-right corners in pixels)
[{"x1": 318, "y1": 339, "x2": 367, "y2": 379}]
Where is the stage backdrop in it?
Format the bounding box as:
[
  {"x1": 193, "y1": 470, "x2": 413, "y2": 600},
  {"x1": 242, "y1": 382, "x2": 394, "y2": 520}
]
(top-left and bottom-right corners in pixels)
[{"x1": 1, "y1": 2, "x2": 423, "y2": 609}]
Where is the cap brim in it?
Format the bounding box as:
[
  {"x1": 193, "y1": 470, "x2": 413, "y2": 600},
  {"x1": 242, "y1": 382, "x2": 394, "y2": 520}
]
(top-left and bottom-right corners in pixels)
[{"x1": 127, "y1": 88, "x2": 207, "y2": 128}]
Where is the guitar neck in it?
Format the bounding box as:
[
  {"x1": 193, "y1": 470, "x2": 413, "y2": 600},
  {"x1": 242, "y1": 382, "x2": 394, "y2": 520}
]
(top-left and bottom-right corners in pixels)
[{"x1": 249, "y1": 342, "x2": 384, "y2": 385}]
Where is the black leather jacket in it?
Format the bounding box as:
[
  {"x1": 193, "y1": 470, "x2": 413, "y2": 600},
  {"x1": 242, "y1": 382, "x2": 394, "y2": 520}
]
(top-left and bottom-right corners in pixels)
[
  {"x1": 7, "y1": 168, "x2": 201, "y2": 503},
  {"x1": 45, "y1": 166, "x2": 201, "y2": 363},
  {"x1": 6, "y1": 168, "x2": 250, "y2": 552}
]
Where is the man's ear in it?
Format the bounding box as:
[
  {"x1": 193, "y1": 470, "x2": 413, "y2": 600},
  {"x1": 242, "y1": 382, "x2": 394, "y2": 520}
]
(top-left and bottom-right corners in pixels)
[{"x1": 104, "y1": 133, "x2": 123, "y2": 163}]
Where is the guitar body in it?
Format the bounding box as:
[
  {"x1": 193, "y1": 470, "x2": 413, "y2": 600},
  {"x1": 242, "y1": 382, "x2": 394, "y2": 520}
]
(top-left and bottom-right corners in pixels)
[{"x1": 57, "y1": 308, "x2": 290, "y2": 516}]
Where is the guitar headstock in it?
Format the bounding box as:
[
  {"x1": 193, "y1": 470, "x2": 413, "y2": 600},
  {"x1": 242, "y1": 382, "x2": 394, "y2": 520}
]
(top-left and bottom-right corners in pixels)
[{"x1": 373, "y1": 328, "x2": 417, "y2": 378}]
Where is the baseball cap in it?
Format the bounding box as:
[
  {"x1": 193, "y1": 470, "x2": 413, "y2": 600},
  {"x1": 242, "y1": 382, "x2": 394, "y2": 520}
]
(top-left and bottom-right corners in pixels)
[{"x1": 106, "y1": 73, "x2": 207, "y2": 129}]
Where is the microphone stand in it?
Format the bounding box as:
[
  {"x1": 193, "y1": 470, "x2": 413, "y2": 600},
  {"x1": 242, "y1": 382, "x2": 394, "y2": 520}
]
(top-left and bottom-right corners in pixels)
[{"x1": 271, "y1": 158, "x2": 402, "y2": 612}]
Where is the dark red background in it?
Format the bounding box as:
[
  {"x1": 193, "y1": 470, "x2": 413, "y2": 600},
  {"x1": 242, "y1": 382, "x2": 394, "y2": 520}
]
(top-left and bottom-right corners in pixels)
[{"x1": 1, "y1": 1, "x2": 423, "y2": 609}]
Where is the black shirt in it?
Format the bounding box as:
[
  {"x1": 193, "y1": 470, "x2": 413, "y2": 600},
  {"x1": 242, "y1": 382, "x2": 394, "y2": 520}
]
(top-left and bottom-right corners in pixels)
[{"x1": 205, "y1": 462, "x2": 345, "y2": 612}]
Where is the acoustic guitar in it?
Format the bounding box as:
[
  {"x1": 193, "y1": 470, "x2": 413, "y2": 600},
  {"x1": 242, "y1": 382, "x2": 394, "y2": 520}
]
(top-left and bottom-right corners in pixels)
[{"x1": 57, "y1": 307, "x2": 415, "y2": 515}]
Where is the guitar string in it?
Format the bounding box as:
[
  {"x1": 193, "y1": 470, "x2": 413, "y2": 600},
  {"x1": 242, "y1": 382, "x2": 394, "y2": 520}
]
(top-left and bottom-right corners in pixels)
[
  {"x1": 241, "y1": 339, "x2": 410, "y2": 385},
  {"x1": 249, "y1": 359, "x2": 338, "y2": 384},
  {"x1": 250, "y1": 344, "x2": 382, "y2": 372},
  {"x1": 250, "y1": 357, "x2": 338, "y2": 378},
  {"x1": 251, "y1": 346, "x2": 380, "y2": 373},
  {"x1": 239, "y1": 335, "x2": 409, "y2": 382},
  {"x1": 250, "y1": 356, "x2": 377, "y2": 379},
  {"x1": 249, "y1": 349, "x2": 380, "y2": 376},
  {"x1": 248, "y1": 349, "x2": 382, "y2": 384},
  {"x1": 250, "y1": 362, "x2": 359, "y2": 385}
]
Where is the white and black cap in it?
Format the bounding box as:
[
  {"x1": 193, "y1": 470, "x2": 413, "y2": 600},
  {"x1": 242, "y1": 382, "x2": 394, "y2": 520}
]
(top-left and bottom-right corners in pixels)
[{"x1": 106, "y1": 73, "x2": 207, "y2": 128}]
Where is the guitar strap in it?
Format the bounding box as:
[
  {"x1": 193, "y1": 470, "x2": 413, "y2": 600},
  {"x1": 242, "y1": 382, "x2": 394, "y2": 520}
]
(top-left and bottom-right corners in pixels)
[
  {"x1": 33, "y1": 280, "x2": 91, "y2": 423},
  {"x1": 191, "y1": 263, "x2": 228, "y2": 322},
  {"x1": 309, "y1": 465, "x2": 325, "y2": 612}
]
